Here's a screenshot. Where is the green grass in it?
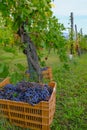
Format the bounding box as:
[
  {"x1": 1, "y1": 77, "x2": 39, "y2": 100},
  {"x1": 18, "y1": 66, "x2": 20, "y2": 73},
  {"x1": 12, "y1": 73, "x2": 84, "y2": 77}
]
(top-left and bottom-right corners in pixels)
[
  {"x1": 0, "y1": 47, "x2": 27, "y2": 69},
  {"x1": 51, "y1": 54, "x2": 87, "y2": 130},
  {"x1": 0, "y1": 47, "x2": 87, "y2": 130}
]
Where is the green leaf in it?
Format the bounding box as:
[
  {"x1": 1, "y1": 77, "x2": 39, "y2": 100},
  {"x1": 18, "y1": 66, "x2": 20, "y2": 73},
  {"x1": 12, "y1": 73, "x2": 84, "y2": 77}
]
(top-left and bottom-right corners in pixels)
[{"x1": 15, "y1": 63, "x2": 25, "y2": 71}]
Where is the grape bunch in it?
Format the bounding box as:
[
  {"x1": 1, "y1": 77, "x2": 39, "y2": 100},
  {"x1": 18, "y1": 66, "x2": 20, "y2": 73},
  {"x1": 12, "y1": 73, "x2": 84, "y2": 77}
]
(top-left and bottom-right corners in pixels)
[
  {"x1": 40, "y1": 67, "x2": 48, "y2": 71},
  {"x1": 0, "y1": 81, "x2": 53, "y2": 105}
]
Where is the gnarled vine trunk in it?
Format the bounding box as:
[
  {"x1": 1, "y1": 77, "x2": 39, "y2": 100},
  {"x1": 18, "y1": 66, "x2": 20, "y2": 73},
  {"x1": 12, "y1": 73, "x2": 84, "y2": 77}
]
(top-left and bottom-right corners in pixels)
[{"x1": 17, "y1": 24, "x2": 42, "y2": 82}]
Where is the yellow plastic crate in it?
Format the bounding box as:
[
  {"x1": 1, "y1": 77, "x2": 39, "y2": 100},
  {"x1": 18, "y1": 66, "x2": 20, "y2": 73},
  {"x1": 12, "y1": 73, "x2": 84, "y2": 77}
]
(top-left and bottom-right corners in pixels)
[
  {"x1": 0, "y1": 79, "x2": 56, "y2": 130},
  {"x1": 42, "y1": 67, "x2": 53, "y2": 81},
  {"x1": 26, "y1": 67, "x2": 53, "y2": 81},
  {"x1": 0, "y1": 77, "x2": 10, "y2": 87}
]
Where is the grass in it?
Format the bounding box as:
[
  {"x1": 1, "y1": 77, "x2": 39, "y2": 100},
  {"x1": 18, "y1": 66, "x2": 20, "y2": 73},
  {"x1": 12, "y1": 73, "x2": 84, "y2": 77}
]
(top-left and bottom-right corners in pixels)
[
  {"x1": 0, "y1": 47, "x2": 87, "y2": 130},
  {"x1": 0, "y1": 46, "x2": 27, "y2": 69},
  {"x1": 51, "y1": 54, "x2": 87, "y2": 130}
]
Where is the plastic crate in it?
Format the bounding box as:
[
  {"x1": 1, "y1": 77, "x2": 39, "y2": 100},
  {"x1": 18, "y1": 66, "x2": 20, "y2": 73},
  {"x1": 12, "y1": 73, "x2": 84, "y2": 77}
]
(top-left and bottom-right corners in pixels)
[
  {"x1": 0, "y1": 77, "x2": 10, "y2": 87},
  {"x1": 25, "y1": 67, "x2": 53, "y2": 81},
  {"x1": 0, "y1": 79, "x2": 56, "y2": 130},
  {"x1": 42, "y1": 67, "x2": 53, "y2": 81}
]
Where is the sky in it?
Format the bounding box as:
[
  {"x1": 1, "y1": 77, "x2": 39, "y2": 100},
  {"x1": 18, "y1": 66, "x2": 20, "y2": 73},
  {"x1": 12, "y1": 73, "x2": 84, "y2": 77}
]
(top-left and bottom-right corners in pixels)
[{"x1": 52, "y1": 0, "x2": 87, "y2": 35}]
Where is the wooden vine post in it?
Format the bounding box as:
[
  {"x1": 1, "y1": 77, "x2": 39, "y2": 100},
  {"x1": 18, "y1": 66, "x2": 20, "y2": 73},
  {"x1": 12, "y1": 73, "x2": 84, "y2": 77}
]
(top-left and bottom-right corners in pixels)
[{"x1": 70, "y1": 12, "x2": 74, "y2": 55}]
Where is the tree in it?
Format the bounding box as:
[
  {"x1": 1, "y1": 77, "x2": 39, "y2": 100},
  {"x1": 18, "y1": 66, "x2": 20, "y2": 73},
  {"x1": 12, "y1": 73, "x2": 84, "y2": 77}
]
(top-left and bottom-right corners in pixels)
[{"x1": 0, "y1": 0, "x2": 66, "y2": 82}]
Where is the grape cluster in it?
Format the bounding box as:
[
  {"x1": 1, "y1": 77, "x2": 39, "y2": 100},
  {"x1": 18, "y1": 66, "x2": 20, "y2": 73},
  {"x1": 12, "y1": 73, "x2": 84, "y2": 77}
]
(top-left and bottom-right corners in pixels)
[
  {"x1": 40, "y1": 67, "x2": 48, "y2": 71},
  {"x1": 0, "y1": 81, "x2": 53, "y2": 105}
]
